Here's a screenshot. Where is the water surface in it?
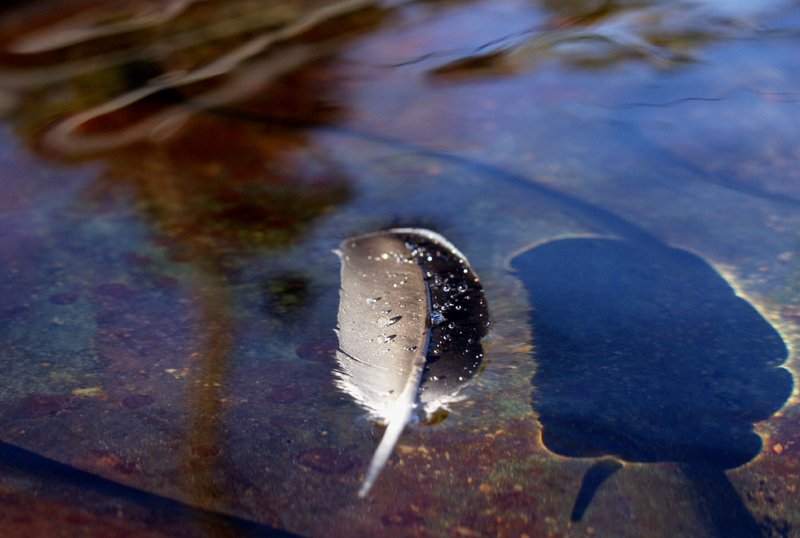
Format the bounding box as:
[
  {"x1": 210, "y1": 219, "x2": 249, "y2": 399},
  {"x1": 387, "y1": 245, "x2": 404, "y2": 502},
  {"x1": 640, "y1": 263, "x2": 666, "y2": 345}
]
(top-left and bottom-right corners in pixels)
[{"x1": 0, "y1": 0, "x2": 799, "y2": 537}]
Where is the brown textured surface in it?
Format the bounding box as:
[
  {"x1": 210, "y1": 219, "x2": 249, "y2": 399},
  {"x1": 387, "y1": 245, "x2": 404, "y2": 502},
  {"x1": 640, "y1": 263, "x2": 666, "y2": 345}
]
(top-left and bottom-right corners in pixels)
[{"x1": 0, "y1": 0, "x2": 799, "y2": 537}]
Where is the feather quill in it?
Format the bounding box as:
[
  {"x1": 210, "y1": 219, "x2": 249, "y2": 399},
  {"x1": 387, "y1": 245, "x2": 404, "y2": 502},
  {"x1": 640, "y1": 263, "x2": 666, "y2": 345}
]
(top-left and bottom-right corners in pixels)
[{"x1": 334, "y1": 228, "x2": 489, "y2": 497}]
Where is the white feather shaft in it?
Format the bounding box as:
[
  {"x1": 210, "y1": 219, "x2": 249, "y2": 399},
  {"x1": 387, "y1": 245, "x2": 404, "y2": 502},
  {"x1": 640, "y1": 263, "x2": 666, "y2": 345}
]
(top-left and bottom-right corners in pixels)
[{"x1": 358, "y1": 353, "x2": 426, "y2": 498}]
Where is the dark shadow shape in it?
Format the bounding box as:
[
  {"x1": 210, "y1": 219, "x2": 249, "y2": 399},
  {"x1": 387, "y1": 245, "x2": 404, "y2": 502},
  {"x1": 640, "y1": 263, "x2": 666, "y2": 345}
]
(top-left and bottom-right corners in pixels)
[
  {"x1": 511, "y1": 238, "x2": 793, "y2": 536},
  {"x1": 682, "y1": 464, "x2": 766, "y2": 538},
  {"x1": 571, "y1": 457, "x2": 623, "y2": 521},
  {"x1": 0, "y1": 440, "x2": 303, "y2": 538}
]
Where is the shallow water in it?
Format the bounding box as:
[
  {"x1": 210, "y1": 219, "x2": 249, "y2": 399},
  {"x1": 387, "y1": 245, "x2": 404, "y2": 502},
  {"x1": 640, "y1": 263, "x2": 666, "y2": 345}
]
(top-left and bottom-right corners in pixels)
[{"x1": 0, "y1": 1, "x2": 798, "y2": 537}]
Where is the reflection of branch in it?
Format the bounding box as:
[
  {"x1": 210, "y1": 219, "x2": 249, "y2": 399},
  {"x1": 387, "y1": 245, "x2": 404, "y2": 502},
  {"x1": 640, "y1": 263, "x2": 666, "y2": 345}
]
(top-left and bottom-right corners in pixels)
[
  {"x1": 43, "y1": 44, "x2": 324, "y2": 153},
  {"x1": 610, "y1": 87, "x2": 800, "y2": 109},
  {"x1": 0, "y1": 4, "x2": 303, "y2": 88},
  {"x1": 610, "y1": 96, "x2": 728, "y2": 109},
  {"x1": 416, "y1": 0, "x2": 783, "y2": 80},
  {"x1": 598, "y1": 87, "x2": 800, "y2": 207},
  {"x1": 4, "y1": 0, "x2": 383, "y2": 154},
  {"x1": 371, "y1": 26, "x2": 546, "y2": 69},
  {"x1": 9, "y1": 0, "x2": 201, "y2": 54},
  {"x1": 185, "y1": 278, "x2": 234, "y2": 506}
]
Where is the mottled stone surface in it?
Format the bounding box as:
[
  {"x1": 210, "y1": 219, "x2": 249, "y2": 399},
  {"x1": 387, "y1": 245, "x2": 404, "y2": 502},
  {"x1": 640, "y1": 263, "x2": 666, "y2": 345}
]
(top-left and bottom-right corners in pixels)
[{"x1": 0, "y1": 0, "x2": 799, "y2": 537}]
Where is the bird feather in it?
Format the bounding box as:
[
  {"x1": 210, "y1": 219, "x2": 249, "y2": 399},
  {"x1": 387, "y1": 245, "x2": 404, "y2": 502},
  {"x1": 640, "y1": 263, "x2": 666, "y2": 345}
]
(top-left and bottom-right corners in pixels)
[{"x1": 334, "y1": 228, "x2": 489, "y2": 497}]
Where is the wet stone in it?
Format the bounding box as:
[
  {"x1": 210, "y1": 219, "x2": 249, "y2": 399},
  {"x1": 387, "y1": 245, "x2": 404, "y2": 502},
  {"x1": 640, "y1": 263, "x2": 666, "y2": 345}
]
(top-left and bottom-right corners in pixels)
[
  {"x1": 93, "y1": 308, "x2": 120, "y2": 326},
  {"x1": 295, "y1": 448, "x2": 357, "y2": 474},
  {"x1": 0, "y1": 306, "x2": 29, "y2": 320},
  {"x1": 49, "y1": 292, "x2": 78, "y2": 305},
  {"x1": 191, "y1": 444, "x2": 222, "y2": 458},
  {"x1": 121, "y1": 252, "x2": 154, "y2": 268},
  {"x1": 152, "y1": 276, "x2": 180, "y2": 289},
  {"x1": 381, "y1": 509, "x2": 425, "y2": 527},
  {"x1": 490, "y1": 489, "x2": 538, "y2": 511},
  {"x1": 120, "y1": 394, "x2": 155, "y2": 409},
  {"x1": 93, "y1": 283, "x2": 135, "y2": 299},
  {"x1": 265, "y1": 385, "x2": 305, "y2": 405},
  {"x1": 295, "y1": 339, "x2": 338, "y2": 363},
  {"x1": 4, "y1": 394, "x2": 77, "y2": 419},
  {"x1": 82, "y1": 449, "x2": 139, "y2": 475},
  {"x1": 63, "y1": 513, "x2": 94, "y2": 526},
  {"x1": 167, "y1": 250, "x2": 199, "y2": 263},
  {"x1": 263, "y1": 275, "x2": 312, "y2": 317}
]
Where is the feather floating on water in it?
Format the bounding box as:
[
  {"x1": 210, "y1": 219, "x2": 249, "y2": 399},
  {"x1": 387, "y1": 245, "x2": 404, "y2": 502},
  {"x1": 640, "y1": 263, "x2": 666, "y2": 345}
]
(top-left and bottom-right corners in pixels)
[{"x1": 334, "y1": 228, "x2": 489, "y2": 497}]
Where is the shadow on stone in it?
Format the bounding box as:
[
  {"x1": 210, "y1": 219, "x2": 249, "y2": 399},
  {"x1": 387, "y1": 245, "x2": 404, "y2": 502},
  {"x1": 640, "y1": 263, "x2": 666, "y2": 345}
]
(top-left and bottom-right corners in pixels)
[{"x1": 511, "y1": 237, "x2": 793, "y2": 537}]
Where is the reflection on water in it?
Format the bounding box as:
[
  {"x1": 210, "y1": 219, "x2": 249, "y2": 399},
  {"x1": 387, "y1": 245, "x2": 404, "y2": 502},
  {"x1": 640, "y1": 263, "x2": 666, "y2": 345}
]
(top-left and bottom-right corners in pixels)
[
  {"x1": 0, "y1": 0, "x2": 799, "y2": 537},
  {"x1": 1, "y1": 0, "x2": 384, "y2": 154}
]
